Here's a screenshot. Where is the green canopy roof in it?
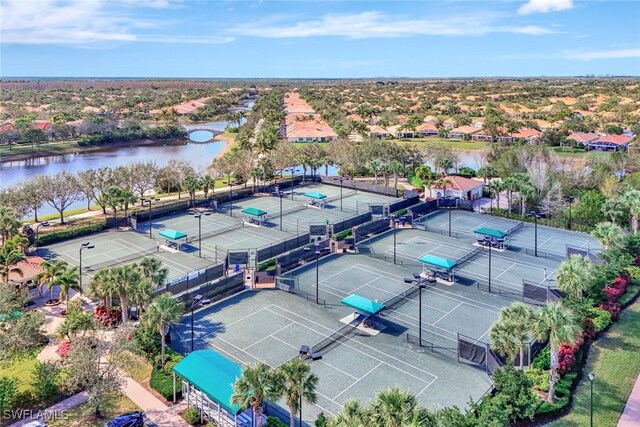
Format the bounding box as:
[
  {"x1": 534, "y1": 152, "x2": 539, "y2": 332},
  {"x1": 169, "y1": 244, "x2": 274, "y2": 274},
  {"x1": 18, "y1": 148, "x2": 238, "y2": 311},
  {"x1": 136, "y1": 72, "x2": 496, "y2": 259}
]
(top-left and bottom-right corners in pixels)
[
  {"x1": 0, "y1": 311, "x2": 22, "y2": 322},
  {"x1": 341, "y1": 294, "x2": 385, "y2": 316},
  {"x1": 173, "y1": 349, "x2": 242, "y2": 415},
  {"x1": 473, "y1": 227, "x2": 507, "y2": 239},
  {"x1": 159, "y1": 229, "x2": 187, "y2": 240},
  {"x1": 419, "y1": 255, "x2": 457, "y2": 270},
  {"x1": 304, "y1": 192, "x2": 327, "y2": 200},
  {"x1": 241, "y1": 207, "x2": 268, "y2": 217}
]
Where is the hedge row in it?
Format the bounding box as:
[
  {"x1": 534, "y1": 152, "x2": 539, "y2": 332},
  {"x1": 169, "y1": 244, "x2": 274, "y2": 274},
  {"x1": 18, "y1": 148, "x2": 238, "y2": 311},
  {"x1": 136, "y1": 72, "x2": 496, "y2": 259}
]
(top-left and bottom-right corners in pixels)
[{"x1": 38, "y1": 221, "x2": 105, "y2": 246}]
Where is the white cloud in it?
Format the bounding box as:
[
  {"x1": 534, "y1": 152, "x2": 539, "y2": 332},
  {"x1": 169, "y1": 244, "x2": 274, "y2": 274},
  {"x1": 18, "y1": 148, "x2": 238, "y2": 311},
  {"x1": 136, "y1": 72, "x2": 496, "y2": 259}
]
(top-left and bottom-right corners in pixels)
[
  {"x1": 565, "y1": 48, "x2": 640, "y2": 61},
  {"x1": 0, "y1": 0, "x2": 229, "y2": 46},
  {"x1": 518, "y1": 0, "x2": 574, "y2": 15},
  {"x1": 230, "y1": 11, "x2": 555, "y2": 39}
]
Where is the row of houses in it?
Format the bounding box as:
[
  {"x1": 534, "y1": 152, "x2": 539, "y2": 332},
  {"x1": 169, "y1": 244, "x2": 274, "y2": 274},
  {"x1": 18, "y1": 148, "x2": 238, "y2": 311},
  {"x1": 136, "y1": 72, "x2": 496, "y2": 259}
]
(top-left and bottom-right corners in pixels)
[{"x1": 281, "y1": 92, "x2": 338, "y2": 142}]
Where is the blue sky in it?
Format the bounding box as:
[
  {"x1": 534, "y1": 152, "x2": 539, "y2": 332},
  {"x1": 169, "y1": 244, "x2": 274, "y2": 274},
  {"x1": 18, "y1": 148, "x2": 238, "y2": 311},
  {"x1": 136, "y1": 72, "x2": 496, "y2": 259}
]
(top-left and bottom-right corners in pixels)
[{"x1": 1, "y1": 0, "x2": 639, "y2": 78}]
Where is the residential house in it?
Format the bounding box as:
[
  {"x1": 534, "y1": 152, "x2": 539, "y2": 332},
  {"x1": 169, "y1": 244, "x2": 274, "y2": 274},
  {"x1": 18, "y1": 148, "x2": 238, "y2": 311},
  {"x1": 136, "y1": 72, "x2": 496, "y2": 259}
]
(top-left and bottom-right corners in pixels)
[
  {"x1": 368, "y1": 125, "x2": 392, "y2": 140},
  {"x1": 430, "y1": 176, "x2": 485, "y2": 200},
  {"x1": 423, "y1": 115, "x2": 439, "y2": 126},
  {"x1": 8, "y1": 256, "x2": 46, "y2": 292},
  {"x1": 566, "y1": 132, "x2": 599, "y2": 147},
  {"x1": 587, "y1": 134, "x2": 633, "y2": 151},
  {"x1": 447, "y1": 125, "x2": 481, "y2": 140},
  {"x1": 442, "y1": 118, "x2": 456, "y2": 129},
  {"x1": 283, "y1": 92, "x2": 316, "y2": 115},
  {"x1": 471, "y1": 118, "x2": 485, "y2": 128},
  {"x1": 416, "y1": 123, "x2": 438, "y2": 137},
  {"x1": 283, "y1": 114, "x2": 338, "y2": 142},
  {"x1": 510, "y1": 128, "x2": 541, "y2": 144}
]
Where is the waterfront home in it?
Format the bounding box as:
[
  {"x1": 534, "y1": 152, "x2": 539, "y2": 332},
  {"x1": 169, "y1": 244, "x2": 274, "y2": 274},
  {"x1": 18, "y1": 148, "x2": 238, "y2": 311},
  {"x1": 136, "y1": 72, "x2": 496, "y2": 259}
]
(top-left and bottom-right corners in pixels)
[
  {"x1": 423, "y1": 115, "x2": 439, "y2": 125},
  {"x1": 368, "y1": 124, "x2": 392, "y2": 139},
  {"x1": 430, "y1": 175, "x2": 485, "y2": 200},
  {"x1": 587, "y1": 134, "x2": 633, "y2": 151},
  {"x1": 442, "y1": 118, "x2": 456, "y2": 128},
  {"x1": 447, "y1": 125, "x2": 481, "y2": 140},
  {"x1": 566, "y1": 132, "x2": 599, "y2": 147},
  {"x1": 283, "y1": 114, "x2": 337, "y2": 142},
  {"x1": 416, "y1": 123, "x2": 438, "y2": 137},
  {"x1": 510, "y1": 128, "x2": 541, "y2": 144}
]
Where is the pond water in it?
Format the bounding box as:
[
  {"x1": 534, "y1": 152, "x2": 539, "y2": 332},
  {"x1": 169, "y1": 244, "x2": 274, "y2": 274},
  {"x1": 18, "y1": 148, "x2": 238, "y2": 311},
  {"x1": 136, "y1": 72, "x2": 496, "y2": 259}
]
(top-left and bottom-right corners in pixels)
[{"x1": 188, "y1": 130, "x2": 215, "y2": 142}]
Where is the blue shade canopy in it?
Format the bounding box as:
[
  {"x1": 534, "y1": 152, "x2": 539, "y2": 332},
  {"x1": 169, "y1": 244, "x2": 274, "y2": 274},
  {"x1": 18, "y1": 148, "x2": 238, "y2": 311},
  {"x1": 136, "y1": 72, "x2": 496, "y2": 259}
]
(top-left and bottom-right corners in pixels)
[
  {"x1": 341, "y1": 294, "x2": 385, "y2": 315},
  {"x1": 159, "y1": 229, "x2": 187, "y2": 240},
  {"x1": 473, "y1": 227, "x2": 507, "y2": 239},
  {"x1": 419, "y1": 255, "x2": 457, "y2": 270},
  {"x1": 241, "y1": 207, "x2": 268, "y2": 217},
  {"x1": 173, "y1": 350, "x2": 242, "y2": 415},
  {"x1": 304, "y1": 192, "x2": 327, "y2": 200}
]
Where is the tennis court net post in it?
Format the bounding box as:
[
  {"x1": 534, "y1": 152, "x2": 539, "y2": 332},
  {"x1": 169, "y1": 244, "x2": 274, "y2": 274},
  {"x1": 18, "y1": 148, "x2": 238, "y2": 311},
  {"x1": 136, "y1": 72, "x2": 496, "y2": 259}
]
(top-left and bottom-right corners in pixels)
[
  {"x1": 454, "y1": 246, "x2": 483, "y2": 267},
  {"x1": 506, "y1": 221, "x2": 524, "y2": 235}
]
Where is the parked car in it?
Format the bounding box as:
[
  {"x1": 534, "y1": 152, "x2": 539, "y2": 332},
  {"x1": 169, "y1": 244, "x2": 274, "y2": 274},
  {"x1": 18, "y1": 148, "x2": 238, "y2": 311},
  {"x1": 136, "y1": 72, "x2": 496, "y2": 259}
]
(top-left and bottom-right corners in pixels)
[
  {"x1": 23, "y1": 422, "x2": 48, "y2": 427},
  {"x1": 104, "y1": 411, "x2": 145, "y2": 427}
]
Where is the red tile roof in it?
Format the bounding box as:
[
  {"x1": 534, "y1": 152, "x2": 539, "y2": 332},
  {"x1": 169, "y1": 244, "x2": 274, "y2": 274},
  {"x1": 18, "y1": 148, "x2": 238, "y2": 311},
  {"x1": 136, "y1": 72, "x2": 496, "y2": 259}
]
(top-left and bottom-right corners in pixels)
[
  {"x1": 416, "y1": 123, "x2": 438, "y2": 132},
  {"x1": 567, "y1": 132, "x2": 599, "y2": 143},
  {"x1": 285, "y1": 114, "x2": 337, "y2": 139},
  {"x1": 0, "y1": 123, "x2": 15, "y2": 132},
  {"x1": 8, "y1": 256, "x2": 47, "y2": 284},
  {"x1": 368, "y1": 125, "x2": 390, "y2": 134},
  {"x1": 435, "y1": 176, "x2": 484, "y2": 192},
  {"x1": 449, "y1": 125, "x2": 481, "y2": 135},
  {"x1": 34, "y1": 122, "x2": 52, "y2": 130},
  {"x1": 596, "y1": 134, "x2": 632, "y2": 145},
  {"x1": 284, "y1": 92, "x2": 316, "y2": 114},
  {"x1": 510, "y1": 128, "x2": 541, "y2": 139}
]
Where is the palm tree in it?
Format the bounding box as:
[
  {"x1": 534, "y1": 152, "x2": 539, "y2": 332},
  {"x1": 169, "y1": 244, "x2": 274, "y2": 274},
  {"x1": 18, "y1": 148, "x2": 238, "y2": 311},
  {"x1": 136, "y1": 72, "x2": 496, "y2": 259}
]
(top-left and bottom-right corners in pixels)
[
  {"x1": 143, "y1": 293, "x2": 184, "y2": 367},
  {"x1": 368, "y1": 387, "x2": 422, "y2": 427},
  {"x1": 330, "y1": 400, "x2": 368, "y2": 427},
  {"x1": 88, "y1": 268, "x2": 116, "y2": 308},
  {"x1": 591, "y1": 221, "x2": 625, "y2": 249},
  {"x1": 490, "y1": 320, "x2": 519, "y2": 367},
  {"x1": 0, "y1": 207, "x2": 21, "y2": 243},
  {"x1": 621, "y1": 189, "x2": 640, "y2": 234},
  {"x1": 182, "y1": 175, "x2": 201, "y2": 209},
  {"x1": 503, "y1": 177, "x2": 518, "y2": 214},
  {"x1": 388, "y1": 161, "x2": 404, "y2": 195},
  {"x1": 533, "y1": 302, "x2": 581, "y2": 402},
  {"x1": 36, "y1": 260, "x2": 68, "y2": 301},
  {"x1": 491, "y1": 180, "x2": 507, "y2": 210},
  {"x1": 556, "y1": 255, "x2": 593, "y2": 299},
  {"x1": 111, "y1": 264, "x2": 141, "y2": 322},
  {"x1": 495, "y1": 302, "x2": 535, "y2": 368},
  {"x1": 231, "y1": 362, "x2": 281, "y2": 427},
  {"x1": 201, "y1": 175, "x2": 216, "y2": 198},
  {"x1": 277, "y1": 359, "x2": 319, "y2": 427},
  {"x1": 120, "y1": 190, "x2": 137, "y2": 225},
  {"x1": 0, "y1": 243, "x2": 25, "y2": 284},
  {"x1": 138, "y1": 257, "x2": 168, "y2": 289},
  {"x1": 369, "y1": 160, "x2": 382, "y2": 185},
  {"x1": 128, "y1": 278, "x2": 154, "y2": 318},
  {"x1": 57, "y1": 266, "x2": 81, "y2": 305}
]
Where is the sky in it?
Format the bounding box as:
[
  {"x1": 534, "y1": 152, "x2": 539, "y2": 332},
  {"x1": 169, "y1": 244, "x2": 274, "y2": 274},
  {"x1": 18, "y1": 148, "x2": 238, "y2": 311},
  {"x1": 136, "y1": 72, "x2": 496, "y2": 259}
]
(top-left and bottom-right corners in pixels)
[{"x1": 0, "y1": 0, "x2": 639, "y2": 78}]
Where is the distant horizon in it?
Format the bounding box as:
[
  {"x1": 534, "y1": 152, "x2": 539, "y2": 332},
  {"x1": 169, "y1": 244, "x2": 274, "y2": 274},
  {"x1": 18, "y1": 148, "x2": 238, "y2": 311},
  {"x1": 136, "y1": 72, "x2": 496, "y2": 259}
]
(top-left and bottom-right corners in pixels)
[{"x1": 1, "y1": 0, "x2": 638, "y2": 78}]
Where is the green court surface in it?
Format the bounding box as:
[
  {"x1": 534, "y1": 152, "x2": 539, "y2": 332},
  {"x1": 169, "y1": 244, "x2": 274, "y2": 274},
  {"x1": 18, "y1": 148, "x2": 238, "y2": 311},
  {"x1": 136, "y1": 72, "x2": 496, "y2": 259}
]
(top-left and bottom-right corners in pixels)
[
  {"x1": 41, "y1": 230, "x2": 213, "y2": 286},
  {"x1": 419, "y1": 210, "x2": 601, "y2": 257},
  {"x1": 363, "y1": 228, "x2": 561, "y2": 296},
  {"x1": 170, "y1": 290, "x2": 493, "y2": 424}
]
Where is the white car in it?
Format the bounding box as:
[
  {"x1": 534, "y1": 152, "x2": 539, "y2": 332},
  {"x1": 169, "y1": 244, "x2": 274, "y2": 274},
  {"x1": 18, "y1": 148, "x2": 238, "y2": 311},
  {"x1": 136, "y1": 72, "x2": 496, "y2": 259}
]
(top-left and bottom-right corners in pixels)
[{"x1": 23, "y1": 422, "x2": 48, "y2": 427}]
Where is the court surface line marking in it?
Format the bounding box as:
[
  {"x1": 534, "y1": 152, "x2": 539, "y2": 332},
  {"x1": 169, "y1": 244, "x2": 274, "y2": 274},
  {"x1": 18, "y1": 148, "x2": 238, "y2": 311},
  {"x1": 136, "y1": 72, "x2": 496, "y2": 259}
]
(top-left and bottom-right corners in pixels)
[
  {"x1": 432, "y1": 302, "x2": 464, "y2": 326},
  {"x1": 243, "y1": 323, "x2": 293, "y2": 351},
  {"x1": 266, "y1": 306, "x2": 438, "y2": 382},
  {"x1": 493, "y1": 263, "x2": 517, "y2": 280},
  {"x1": 352, "y1": 263, "x2": 504, "y2": 312},
  {"x1": 196, "y1": 306, "x2": 272, "y2": 339},
  {"x1": 114, "y1": 238, "x2": 191, "y2": 273},
  {"x1": 415, "y1": 377, "x2": 439, "y2": 398},
  {"x1": 205, "y1": 335, "x2": 269, "y2": 364},
  {"x1": 332, "y1": 362, "x2": 384, "y2": 400},
  {"x1": 316, "y1": 360, "x2": 359, "y2": 380}
]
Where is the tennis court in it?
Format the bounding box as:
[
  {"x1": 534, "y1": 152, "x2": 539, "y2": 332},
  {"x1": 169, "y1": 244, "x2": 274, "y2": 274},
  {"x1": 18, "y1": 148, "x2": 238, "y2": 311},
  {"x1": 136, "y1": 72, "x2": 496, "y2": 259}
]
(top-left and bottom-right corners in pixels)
[
  {"x1": 418, "y1": 210, "x2": 601, "y2": 257},
  {"x1": 364, "y1": 228, "x2": 561, "y2": 297},
  {"x1": 41, "y1": 230, "x2": 212, "y2": 286},
  {"x1": 171, "y1": 289, "x2": 493, "y2": 424}
]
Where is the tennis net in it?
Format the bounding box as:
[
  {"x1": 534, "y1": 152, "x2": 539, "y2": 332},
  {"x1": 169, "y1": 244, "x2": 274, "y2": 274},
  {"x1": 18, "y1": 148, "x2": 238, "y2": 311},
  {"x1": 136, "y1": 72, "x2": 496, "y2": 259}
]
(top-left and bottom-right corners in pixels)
[
  {"x1": 88, "y1": 246, "x2": 160, "y2": 271},
  {"x1": 326, "y1": 190, "x2": 357, "y2": 204},
  {"x1": 186, "y1": 224, "x2": 242, "y2": 243},
  {"x1": 506, "y1": 221, "x2": 524, "y2": 235},
  {"x1": 310, "y1": 320, "x2": 359, "y2": 354},
  {"x1": 265, "y1": 205, "x2": 308, "y2": 221},
  {"x1": 383, "y1": 285, "x2": 421, "y2": 312},
  {"x1": 454, "y1": 246, "x2": 483, "y2": 267}
]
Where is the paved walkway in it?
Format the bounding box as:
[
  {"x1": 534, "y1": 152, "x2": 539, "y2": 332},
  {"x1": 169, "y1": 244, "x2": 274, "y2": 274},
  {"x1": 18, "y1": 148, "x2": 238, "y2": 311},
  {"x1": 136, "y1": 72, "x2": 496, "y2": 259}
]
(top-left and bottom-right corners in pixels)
[
  {"x1": 618, "y1": 373, "x2": 640, "y2": 426},
  {"x1": 8, "y1": 392, "x2": 89, "y2": 427}
]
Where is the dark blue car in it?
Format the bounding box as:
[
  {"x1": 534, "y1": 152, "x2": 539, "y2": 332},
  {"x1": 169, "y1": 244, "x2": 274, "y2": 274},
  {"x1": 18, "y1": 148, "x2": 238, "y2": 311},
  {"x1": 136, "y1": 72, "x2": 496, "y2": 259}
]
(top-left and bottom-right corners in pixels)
[{"x1": 104, "y1": 412, "x2": 145, "y2": 427}]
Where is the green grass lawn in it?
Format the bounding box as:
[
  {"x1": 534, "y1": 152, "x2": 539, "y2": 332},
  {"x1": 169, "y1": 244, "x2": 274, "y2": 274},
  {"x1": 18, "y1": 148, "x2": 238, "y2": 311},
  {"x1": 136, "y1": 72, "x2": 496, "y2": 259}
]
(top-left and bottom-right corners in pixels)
[
  {"x1": 47, "y1": 394, "x2": 140, "y2": 427},
  {"x1": 293, "y1": 142, "x2": 328, "y2": 149},
  {"x1": 0, "y1": 140, "x2": 81, "y2": 157},
  {"x1": 549, "y1": 297, "x2": 640, "y2": 427},
  {"x1": 112, "y1": 351, "x2": 152, "y2": 383},
  {"x1": 0, "y1": 349, "x2": 42, "y2": 394},
  {"x1": 394, "y1": 137, "x2": 488, "y2": 151}
]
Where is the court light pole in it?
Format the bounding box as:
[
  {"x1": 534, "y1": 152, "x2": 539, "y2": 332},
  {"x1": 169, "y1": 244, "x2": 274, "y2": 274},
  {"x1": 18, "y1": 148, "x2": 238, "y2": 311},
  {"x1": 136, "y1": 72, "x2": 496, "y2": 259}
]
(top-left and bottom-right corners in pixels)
[
  {"x1": 484, "y1": 236, "x2": 492, "y2": 293},
  {"x1": 405, "y1": 274, "x2": 435, "y2": 346},
  {"x1": 391, "y1": 215, "x2": 399, "y2": 264},
  {"x1": 142, "y1": 197, "x2": 161, "y2": 239},
  {"x1": 192, "y1": 211, "x2": 211, "y2": 258},
  {"x1": 228, "y1": 182, "x2": 233, "y2": 217},
  {"x1": 589, "y1": 372, "x2": 595, "y2": 427},
  {"x1": 527, "y1": 211, "x2": 541, "y2": 257},
  {"x1": 314, "y1": 242, "x2": 321, "y2": 304},
  {"x1": 289, "y1": 168, "x2": 299, "y2": 200},
  {"x1": 445, "y1": 196, "x2": 453, "y2": 237},
  {"x1": 190, "y1": 295, "x2": 211, "y2": 353},
  {"x1": 34, "y1": 221, "x2": 50, "y2": 256},
  {"x1": 279, "y1": 193, "x2": 284, "y2": 231},
  {"x1": 567, "y1": 196, "x2": 575, "y2": 230},
  {"x1": 79, "y1": 241, "x2": 95, "y2": 291},
  {"x1": 339, "y1": 176, "x2": 345, "y2": 212}
]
